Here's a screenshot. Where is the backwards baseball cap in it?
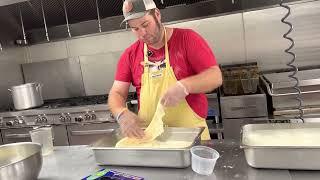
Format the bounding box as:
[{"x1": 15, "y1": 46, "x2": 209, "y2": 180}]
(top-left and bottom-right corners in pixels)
[{"x1": 121, "y1": 0, "x2": 157, "y2": 26}]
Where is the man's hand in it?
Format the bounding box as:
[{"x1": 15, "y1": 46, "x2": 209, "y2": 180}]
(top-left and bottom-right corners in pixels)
[
  {"x1": 161, "y1": 81, "x2": 189, "y2": 107},
  {"x1": 118, "y1": 110, "x2": 145, "y2": 139}
]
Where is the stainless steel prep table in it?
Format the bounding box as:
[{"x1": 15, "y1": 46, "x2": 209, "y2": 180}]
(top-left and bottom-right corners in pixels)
[{"x1": 38, "y1": 140, "x2": 320, "y2": 180}]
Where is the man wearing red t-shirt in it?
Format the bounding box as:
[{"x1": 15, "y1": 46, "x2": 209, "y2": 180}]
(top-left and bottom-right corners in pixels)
[{"x1": 108, "y1": 0, "x2": 222, "y2": 140}]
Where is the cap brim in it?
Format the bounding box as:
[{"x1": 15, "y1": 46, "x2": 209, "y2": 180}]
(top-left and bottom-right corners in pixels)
[{"x1": 120, "y1": 12, "x2": 146, "y2": 27}]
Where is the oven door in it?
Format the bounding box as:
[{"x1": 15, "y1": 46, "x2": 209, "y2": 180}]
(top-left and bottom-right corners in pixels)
[
  {"x1": 67, "y1": 122, "x2": 118, "y2": 145},
  {"x1": 2, "y1": 125, "x2": 69, "y2": 146},
  {"x1": 2, "y1": 127, "x2": 33, "y2": 144}
]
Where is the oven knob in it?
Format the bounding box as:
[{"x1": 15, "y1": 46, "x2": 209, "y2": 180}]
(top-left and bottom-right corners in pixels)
[
  {"x1": 6, "y1": 121, "x2": 14, "y2": 126},
  {"x1": 110, "y1": 113, "x2": 114, "y2": 119},
  {"x1": 66, "y1": 115, "x2": 71, "y2": 122},
  {"x1": 42, "y1": 116, "x2": 48, "y2": 123},
  {"x1": 36, "y1": 117, "x2": 42, "y2": 123},
  {"x1": 91, "y1": 114, "x2": 97, "y2": 120},
  {"x1": 59, "y1": 116, "x2": 66, "y2": 122},
  {"x1": 84, "y1": 114, "x2": 91, "y2": 121},
  {"x1": 75, "y1": 116, "x2": 83, "y2": 122},
  {"x1": 14, "y1": 119, "x2": 19, "y2": 125},
  {"x1": 18, "y1": 119, "x2": 25, "y2": 124}
]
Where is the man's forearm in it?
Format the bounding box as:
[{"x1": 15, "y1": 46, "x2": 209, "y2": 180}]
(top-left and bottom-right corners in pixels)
[
  {"x1": 180, "y1": 66, "x2": 222, "y2": 94},
  {"x1": 108, "y1": 91, "x2": 127, "y2": 116}
]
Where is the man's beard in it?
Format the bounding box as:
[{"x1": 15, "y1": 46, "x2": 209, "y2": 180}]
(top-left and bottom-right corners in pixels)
[
  {"x1": 145, "y1": 18, "x2": 163, "y2": 45},
  {"x1": 152, "y1": 20, "x2": 163, "y2": 44}
]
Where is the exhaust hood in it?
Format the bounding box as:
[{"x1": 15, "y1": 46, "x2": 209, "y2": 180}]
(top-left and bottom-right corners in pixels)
[
  {"x1": 0, "y1": 0, "x2": 29, "y2": 7},
  {"x1": 0, "y1": 0, "x2": 302, "y2": 46}
]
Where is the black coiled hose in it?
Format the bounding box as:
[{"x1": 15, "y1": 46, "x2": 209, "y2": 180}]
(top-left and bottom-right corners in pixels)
[{"x1": 280, "y1": 0, "x2": 304, "y2": 122}]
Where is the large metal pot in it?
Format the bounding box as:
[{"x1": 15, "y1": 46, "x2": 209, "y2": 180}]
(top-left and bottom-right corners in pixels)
[
  {"x1": 8, "y1": 83, "x2": 44, "y2": 110},
  {"x1": 0, "y1": 142, "x2": 43, "y2": 180}
]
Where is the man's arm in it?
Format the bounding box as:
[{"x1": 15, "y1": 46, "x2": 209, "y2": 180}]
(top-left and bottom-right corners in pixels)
[
  {"x1": 180, "y1": 65, "x2": 222, "y2": 94},
  {"x1": 161, "y1": 29, "x2": 222, "y2": 107},
  {"x1": 161, "y1": 66, "x2": 222, "y2": 107},
  {"x1": 180, "y1": 29, "x2": 222, "y2": 93},
  {"x1": 108, "y1": 80, "x2": 130, "y2": 116},
  {"x1": 108, "y1": 81, "x2": 144, "y2": 138}
]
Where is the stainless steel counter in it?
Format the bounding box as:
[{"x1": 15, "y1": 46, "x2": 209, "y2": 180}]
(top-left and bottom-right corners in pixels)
[{"x1": 38, "y1": 140, "x2": 320, "y2": 180}]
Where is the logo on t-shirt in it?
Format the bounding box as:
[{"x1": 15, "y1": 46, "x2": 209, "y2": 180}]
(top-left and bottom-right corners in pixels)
[{"x1": 146, "y1": 60, "x2": 166, "y2": 72}]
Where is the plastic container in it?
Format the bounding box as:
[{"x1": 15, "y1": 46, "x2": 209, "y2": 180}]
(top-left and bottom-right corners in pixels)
[
  {"x1": 30, "y1": 127, "x2": 54, "y2": 156},
  {"x1": 190, "y1": 146, "x2": 220, "y2": 175}
]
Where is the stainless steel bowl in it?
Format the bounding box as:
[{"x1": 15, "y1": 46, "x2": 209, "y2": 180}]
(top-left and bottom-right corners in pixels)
[{"x1": 0, "y1": 142, "x2": 43, "y2": 180}]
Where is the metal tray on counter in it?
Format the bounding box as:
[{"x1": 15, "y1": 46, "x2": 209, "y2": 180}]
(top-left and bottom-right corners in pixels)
[
  {"x1": 240, "y1": 123, "x2": 320, "y2": 170},
  {"x1": 90, "y1": 127, "x2": 203, "y2": 168}
]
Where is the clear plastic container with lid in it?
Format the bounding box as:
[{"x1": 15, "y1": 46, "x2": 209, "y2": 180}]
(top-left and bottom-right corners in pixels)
[{"x1": 190, "y1": 146, "x2": 220, "y2": 175}]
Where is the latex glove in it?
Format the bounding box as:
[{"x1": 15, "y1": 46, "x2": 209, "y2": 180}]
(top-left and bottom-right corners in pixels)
[
  {"x1": 161, "y1": 81, "x2": 189, "y2": 107},
  {"x1": 118, "y1": 110, "x2": 145, "y2": 139}
]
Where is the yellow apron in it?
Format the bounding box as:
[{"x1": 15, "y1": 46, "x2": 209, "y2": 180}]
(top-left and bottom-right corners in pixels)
[{"x1": 138, "y1": 27, "x2": 211, "y2": 140}]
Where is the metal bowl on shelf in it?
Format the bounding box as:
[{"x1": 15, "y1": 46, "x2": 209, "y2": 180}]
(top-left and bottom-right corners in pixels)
[{"x1": 0, "y1": 142, "x2": 43, "y2": 180}]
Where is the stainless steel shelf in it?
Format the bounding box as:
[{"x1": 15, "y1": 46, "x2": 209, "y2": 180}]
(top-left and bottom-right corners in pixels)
[{"x1": 263, "y1": 69, "x2": 320, "y2": 90}]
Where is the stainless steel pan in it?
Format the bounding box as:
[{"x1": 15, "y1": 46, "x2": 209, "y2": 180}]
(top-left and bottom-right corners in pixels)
[
  {"x1": 240, "y1": 123, "x2": 320, "y2": 170},
  {"x1": 91, "y1": 127, "x2": 204, "y2": 168}
]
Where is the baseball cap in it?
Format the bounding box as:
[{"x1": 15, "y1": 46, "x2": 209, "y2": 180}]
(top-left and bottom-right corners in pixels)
[{"x1": 121, "y1": 0, "x2": 157, "y2": 26}]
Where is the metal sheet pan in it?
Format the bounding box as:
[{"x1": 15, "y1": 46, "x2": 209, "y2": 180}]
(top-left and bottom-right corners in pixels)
[
  {"x1": 90, "y1": 127, "x2": 203, "y2": 168},
  {"x1": 240, "y1": 123, "x2": 320, "y2": 170}
]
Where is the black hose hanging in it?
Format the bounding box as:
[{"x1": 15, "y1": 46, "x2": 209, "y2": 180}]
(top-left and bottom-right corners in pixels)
[{"x1": 280, "y1": 0, "x2": 304, "y2": 122}]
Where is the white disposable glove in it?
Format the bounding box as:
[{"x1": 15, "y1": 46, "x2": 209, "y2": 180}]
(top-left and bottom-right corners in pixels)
[
  {"x1": 118, "y1": 110, "x2": 145, "y2": 139},
  {"x1": 161, "y1": 81, "x2": 189, "y2": 107}
]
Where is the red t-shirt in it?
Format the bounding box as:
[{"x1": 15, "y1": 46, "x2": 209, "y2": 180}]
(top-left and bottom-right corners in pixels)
[{"x1": 115, "y1": 28, "x2": 217, "y2": 118}]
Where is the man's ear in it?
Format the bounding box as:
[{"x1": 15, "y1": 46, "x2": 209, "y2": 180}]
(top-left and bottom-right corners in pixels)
[{"x1": 155, "y1": 8, "x2": 161, "y2": 22}]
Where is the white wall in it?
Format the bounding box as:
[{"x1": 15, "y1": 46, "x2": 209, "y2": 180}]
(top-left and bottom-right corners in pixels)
[
  {"x1": 168, "y1": 13, "x2": 246, "y2": 65},
  {"x1": 244, "y1": 1, "x2": 320, "y2": 71}
]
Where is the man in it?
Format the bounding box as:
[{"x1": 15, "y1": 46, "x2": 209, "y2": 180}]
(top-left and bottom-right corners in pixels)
[{"x1": 108, "y1": 0, "x2": 222, "y2": 140}]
